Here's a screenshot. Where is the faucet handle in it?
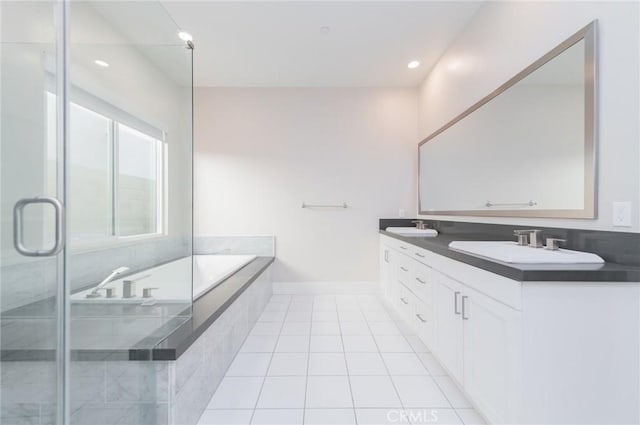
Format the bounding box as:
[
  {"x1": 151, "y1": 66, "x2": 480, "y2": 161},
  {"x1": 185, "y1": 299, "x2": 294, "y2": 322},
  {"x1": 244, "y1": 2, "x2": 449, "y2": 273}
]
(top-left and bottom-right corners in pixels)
[
  {"x1": 412, "y1": 220, "x2": 428, "y2": 230},
  {"x1": 513, "y1": 230, "x2": 529, "y2": 246},
  {"x1": 142, "y1": 287, "x2": 159, "y2": 298},
  {"x1": 545, "y1": 238, "x2": 566, "y2": 251}
]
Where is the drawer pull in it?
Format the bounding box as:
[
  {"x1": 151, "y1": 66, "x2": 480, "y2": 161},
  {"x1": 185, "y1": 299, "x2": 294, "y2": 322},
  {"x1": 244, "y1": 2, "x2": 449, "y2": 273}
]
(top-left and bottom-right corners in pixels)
[
  {"x1": 415, "y1": 313, "x2": 427, "y2": 323},
  {"x1": 400, "y1": 266, "x2": 408, "y2": 272},
  {"x1": 415, "y1": 252, "x2": 425, "y2": 258},
  {"x1": 400, "y1": 298, "x2": 408, "y2": 305},
  {"x1": 454, "y1": 291, "x2": 461, "y2": 315},
  {"x1": 415, "y1": 277, "x2": 426, "y2": 285},
  {"x1": 400, "y1": 246, "x2": 407, "y2": 250}
]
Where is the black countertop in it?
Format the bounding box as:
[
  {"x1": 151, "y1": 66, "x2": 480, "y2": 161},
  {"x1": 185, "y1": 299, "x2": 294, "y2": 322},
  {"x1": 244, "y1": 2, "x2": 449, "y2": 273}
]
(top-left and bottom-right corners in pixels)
[
  {"x1": 380, "y1": 227, "x2": 640, "y2": 283},
  {"x1": 1, "y1": 256, "x2": 274, "y2": 361}
]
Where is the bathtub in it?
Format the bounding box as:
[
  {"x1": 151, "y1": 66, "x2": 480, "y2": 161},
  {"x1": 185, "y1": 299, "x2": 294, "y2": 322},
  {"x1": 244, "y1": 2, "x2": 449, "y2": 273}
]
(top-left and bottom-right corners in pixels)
[
  {"x1": 71, "y1": 254, "x2": 257, "y2": 303},
  {"x1": 192, "y1": 254, "x2": 256, "y2": 300}
]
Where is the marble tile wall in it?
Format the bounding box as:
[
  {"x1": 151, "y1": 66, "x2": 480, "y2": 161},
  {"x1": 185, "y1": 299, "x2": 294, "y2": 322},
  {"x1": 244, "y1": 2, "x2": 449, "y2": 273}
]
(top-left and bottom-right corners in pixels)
[
  {"x1": 1, "y1": 236, "x2": 191, "y2": 312},
  {"x1": 0, "y1": 265, "x2": 273, "y2": 425},
  {"x1": 194, "y1": 236, "x2": 275, "y2": 257}
]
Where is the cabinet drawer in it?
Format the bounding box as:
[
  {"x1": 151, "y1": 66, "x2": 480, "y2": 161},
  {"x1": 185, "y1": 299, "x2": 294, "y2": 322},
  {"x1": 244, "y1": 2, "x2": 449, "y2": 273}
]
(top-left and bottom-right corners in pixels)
[
  {"x1": 413, "y1": 298, "x2": 434, "y2": 348},
  {"x1": 412, "y1": 265, "x2": 433, "y2": 304},
  {"x1": 396, "y1": 256, "x2": 413, "y2": 285},
  {"x1": 397, "y1": 284, "x2": 413, "y2": 322}
]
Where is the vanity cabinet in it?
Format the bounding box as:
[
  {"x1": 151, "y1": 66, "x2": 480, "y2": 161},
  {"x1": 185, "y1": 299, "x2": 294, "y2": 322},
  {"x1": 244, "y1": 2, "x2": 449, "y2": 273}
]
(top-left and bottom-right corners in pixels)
[
  {"x1": 380, "y1": 233, "x2": 640, "y2": 425},
  {"x1": 380, "y1": 234, "x2": 521, "y2": 423}
]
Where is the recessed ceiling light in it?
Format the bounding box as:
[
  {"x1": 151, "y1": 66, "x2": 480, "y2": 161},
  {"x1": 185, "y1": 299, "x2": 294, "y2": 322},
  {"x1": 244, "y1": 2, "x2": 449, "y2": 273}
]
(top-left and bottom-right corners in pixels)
[
  {"x1": 407, "y1": 60, "x2": 420, "y2": 69},
  {"x1": 320, "y1": 26, "x2": 331, "y2": 35},
  {"x1": 178, "y1": 31, "x2": 193, "y2": 42},
  {"x1": 94, "y1": 59, "x2": 109, "y2": 68}
]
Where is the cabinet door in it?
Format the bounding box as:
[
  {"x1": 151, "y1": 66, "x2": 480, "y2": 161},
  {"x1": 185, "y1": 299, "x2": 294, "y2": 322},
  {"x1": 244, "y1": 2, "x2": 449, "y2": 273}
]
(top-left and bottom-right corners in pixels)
[
  {"x1": 462, "y1": 286, "x2": 520, "y2": 424},
  {"x1": 433, "y1": 273, "x2": 464, "y2": 383}
]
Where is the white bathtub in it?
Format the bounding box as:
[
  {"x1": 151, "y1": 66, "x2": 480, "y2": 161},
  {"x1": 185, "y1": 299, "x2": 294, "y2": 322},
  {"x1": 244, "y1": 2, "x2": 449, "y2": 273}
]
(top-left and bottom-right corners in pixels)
[
  {"x1": 192, "y1": 254, "x2": 256, "y2": 300},
  {"x1": 71, "y1": 254, "x2": 256, "y2": 303}
]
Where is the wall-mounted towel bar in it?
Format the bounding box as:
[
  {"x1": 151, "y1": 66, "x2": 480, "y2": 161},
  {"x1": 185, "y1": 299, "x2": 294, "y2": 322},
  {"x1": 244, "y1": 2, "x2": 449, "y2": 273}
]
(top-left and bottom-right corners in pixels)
[
  {"x1": 302, "y1": 202, "x2": 348, "y2": 209},
  {"x1": 485, "y1": 200, "x2": 537, "y2": 208}
]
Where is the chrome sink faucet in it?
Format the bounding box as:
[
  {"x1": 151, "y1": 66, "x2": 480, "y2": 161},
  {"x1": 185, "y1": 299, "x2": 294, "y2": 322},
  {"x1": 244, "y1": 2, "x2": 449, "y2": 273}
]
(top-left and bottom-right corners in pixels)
[
  {"x1": 514, "y1": 229, "x2": 543, "y2": 248},
  {"x1": 86, "y1": 266, "x2": 130, "y2": 298},
  {"x1": 412, "y1": 220, "x2": 430, "y2": 230}
]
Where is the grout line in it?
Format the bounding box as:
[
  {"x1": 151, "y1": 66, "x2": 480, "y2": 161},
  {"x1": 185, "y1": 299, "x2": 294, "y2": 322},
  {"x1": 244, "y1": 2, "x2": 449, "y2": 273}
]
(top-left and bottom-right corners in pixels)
[
  {"x1": 248, "y1": 295, "x2": 293, "y2": 424},
  {"x1": 301, "y1": 296, "x2": 314, "y2": 424},
  {"x1": 336, "y1": 298, "x2": 359, "y2": 425}
]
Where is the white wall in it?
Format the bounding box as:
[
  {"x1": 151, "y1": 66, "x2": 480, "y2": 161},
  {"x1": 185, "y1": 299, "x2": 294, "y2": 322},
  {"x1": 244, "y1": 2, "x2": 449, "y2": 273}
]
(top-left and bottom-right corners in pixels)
[
  {"x1": 195, "y1": 88, "x2": 417, "y2": 283},
  {"x1": 417, "y1": 1, "x2": 640, "y2": 232}
]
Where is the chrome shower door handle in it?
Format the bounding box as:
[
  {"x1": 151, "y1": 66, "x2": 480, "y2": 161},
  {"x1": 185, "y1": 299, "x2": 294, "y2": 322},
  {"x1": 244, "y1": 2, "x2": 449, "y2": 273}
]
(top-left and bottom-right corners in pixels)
[{"x1": 13, "y1": 196, "x2": 65, "y2": 257}]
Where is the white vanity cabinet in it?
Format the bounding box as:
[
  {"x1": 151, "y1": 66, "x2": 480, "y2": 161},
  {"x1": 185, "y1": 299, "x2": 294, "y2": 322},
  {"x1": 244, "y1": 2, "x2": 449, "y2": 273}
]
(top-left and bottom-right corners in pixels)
[{"x1": 379, "y1": 234, "x2": 640, "y2": 425}]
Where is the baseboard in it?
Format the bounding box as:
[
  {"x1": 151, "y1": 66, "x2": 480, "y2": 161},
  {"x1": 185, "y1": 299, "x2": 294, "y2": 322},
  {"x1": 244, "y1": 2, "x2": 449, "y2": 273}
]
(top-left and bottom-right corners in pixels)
[{"x1": 272, "y1": 281, "x2": 380, "y2": 295}]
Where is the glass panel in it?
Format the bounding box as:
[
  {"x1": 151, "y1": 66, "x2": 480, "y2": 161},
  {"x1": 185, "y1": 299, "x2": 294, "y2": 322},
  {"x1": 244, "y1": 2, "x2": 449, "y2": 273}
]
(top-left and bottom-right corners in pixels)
[
  {"x1": 67, "y1": 1, "x2": 193, "y2": 424},
  {"x1": 117, "y1": 124, "x2": 161, "y2": 237},
  {"x1": 69, "y1": 102, "x2": 113, "y2": 241},
  {"x1": 1, "y1": 1, "x2": 62, "y2": 424}
]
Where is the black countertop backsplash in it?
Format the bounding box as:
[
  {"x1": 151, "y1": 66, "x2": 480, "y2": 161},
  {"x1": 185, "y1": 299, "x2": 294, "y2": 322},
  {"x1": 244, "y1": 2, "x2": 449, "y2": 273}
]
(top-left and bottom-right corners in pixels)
[{"x1": 380, "y1": 218, "x2": 640, "y2": 282}]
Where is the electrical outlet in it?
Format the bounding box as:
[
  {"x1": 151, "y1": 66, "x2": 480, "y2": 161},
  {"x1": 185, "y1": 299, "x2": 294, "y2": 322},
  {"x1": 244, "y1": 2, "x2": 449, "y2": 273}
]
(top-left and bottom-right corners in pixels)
[
  {"x1": 398, "y1": 209, "x2": 405, "y2": 218},
  {"x1": 612, "y1": 202, "x2": 632, "y2": 227}
]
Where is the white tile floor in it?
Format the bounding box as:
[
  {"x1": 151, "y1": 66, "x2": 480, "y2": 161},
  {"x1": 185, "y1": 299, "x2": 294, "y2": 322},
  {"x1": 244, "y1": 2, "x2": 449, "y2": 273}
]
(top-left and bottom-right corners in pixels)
[{"x1": 197, "y1": 294, "x2": 486, "y2": 425}]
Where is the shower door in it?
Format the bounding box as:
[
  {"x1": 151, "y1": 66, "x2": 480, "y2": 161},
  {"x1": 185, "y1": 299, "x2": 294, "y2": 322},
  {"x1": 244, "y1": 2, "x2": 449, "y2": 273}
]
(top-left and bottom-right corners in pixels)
[
  {"x1": 2, "y1": 1, "x2": 193, "y2": 423},
  {"x1": 1, "y1": 1, "x2": 67, "y2": 424}
]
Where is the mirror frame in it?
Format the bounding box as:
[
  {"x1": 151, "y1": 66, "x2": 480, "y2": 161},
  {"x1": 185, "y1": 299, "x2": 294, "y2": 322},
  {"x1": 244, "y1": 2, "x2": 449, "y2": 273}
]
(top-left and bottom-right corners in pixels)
[{"x1": 418, "y1": 21, "x2": 597, "y2": 219}]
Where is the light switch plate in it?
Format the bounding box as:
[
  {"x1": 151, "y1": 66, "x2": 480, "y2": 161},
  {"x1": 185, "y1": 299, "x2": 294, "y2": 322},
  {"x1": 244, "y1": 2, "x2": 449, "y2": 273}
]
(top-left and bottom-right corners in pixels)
[{"x1": 612, "y1": 202, "x2": 632, "y2": 227}]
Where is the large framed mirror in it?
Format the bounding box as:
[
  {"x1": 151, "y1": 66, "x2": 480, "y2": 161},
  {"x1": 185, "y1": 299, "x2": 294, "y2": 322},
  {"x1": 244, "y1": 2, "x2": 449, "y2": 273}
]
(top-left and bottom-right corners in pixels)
[{"x1": 418, "y1": 21, "x2": 597, "y2": 218}]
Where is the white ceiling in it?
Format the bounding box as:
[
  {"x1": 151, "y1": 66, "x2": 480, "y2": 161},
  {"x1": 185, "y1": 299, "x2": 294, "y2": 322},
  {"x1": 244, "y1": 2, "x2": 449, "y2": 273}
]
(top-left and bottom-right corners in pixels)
[{"x1": 161, "y1": 1, "x2": 483, "y2": 88}]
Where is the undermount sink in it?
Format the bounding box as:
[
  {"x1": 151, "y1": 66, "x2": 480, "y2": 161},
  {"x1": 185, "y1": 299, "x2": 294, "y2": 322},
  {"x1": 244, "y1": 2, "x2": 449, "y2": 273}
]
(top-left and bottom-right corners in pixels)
[
  {"x1": 448, "y1": 241, "x2": 605, "y2": 264},
  {"x1": 386, "y1": 227, "x2": 439, "y2": 237}
]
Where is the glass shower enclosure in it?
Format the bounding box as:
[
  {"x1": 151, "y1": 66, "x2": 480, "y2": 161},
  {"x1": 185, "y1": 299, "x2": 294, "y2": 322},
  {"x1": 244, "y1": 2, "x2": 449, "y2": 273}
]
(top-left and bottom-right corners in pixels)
[{"x1": 1, "y1": 1, "x2": 193, "y2": 423}]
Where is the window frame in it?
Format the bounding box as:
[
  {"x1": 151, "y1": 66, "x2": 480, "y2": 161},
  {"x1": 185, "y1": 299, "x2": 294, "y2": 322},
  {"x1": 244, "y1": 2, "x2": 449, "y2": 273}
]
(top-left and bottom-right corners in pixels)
[{"x1": 46, "y1": 89, "x2": 168, "y2": 252}]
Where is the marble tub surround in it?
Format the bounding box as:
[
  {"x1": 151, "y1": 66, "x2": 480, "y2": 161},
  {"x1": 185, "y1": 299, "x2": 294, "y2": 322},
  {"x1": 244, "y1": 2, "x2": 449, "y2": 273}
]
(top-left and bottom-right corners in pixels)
[
  {"x1": 1, "y1": 263, "x2": 274, "y2": 425},
  {"x1": 154, "y1": 256, "x2": 275, "y2": 360},
  {"x1": 0, "y1": 257, "x2": 274, "y2": 362},
  {"x1": 194, "y1": 236, "x2": 275, "y2": 256},
  {"x1": 381, "y1": 219, "x2": 640, "y2": 282}
]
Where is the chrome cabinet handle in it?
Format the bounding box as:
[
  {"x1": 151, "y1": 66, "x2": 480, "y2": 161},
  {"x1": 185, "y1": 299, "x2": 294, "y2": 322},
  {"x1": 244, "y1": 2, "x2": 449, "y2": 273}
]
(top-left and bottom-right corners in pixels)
[
  {"x1": 13, "y1": 197, "x2": 65, "y2": 257},
  {"x1": 384, "y1": 250, "x2": 389, "y2": 263},
  {"x1": 400, "y1": 266, "x2": 408, "y2": 272},
  {"x1": 462, "y1": 296, "x2": 469, "y2": 320},
  {"x1": 415, "y1": 277, "x2": 426, "y2": 285},
  {"x1": 400, "y1": 298, "x2": 408, "y2": 305},
  {"x1": 454, "y1": 291, "x2": 461, "y2": 315},
  {"x1": 415, "y1": 252, "x2": 425, "y2": 258},
  {"x1": 415, "y1": 313, "x2": 427, "y2": 323}
]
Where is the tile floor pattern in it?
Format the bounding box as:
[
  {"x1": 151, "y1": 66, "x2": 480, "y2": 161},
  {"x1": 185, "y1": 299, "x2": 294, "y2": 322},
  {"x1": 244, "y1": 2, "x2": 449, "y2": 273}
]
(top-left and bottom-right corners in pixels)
[{"x1": 197, "y1": 294, "x2": 487, "y2": 425}]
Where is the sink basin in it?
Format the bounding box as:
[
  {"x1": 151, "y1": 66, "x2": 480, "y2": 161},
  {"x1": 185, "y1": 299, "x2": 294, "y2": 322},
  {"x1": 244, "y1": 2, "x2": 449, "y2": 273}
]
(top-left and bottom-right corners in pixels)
[
  {"x1": 448, "y1": 241, "x2": 604, "y2": 264},
  {"x1": 386, "y1": 227, "x2": 438, "y2": 237}
]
